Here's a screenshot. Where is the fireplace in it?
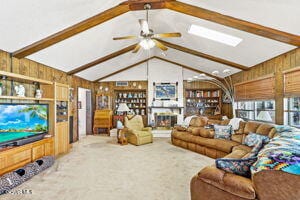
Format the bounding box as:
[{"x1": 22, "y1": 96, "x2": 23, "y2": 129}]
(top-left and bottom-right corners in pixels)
[{"x1": 154, "y1": 113, "x2": 177, "y2": 128}]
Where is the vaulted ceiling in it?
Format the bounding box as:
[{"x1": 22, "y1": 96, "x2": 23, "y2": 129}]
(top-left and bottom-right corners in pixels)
[{"x1": 0, "y1": 0, "x2": 299, "y2": 82}]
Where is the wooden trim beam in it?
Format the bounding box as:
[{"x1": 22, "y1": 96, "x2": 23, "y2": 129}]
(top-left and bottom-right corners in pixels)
[
  {"x1": 67, "y1": 43, "x2": 137, "y2": 75},
  {"x1": 157, "y1": 39, "x2": 249, "y2": 71},
  {"x1": 165, "y1": 1, "x2": 300, "y2": 46},
  {"x1": 153, "y1": 56, "x2": 223, "y2": 80},
  {"x1": 120, "y1": 0, "x2": 170, "y2": 10},
  {"x1": 12, "y1": 4, "x2": 130, "y2": 58},
  {"x1": 94, "y1": 57, "x2": 154, "y2": 82}
]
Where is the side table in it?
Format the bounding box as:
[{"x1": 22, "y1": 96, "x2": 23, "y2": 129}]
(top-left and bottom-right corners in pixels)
[{"x1": 117, "y1": 129, "x2": 128, "y2": 145}]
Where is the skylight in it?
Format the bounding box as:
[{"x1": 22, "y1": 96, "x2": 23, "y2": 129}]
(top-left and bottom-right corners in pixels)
[{"x1": 188, "y1": 24, "x2": 242, "y2": 47}]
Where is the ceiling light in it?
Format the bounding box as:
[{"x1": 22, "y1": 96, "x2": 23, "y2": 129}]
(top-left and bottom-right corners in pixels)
[
  {"x1": 139, "y1": 39, "x2": 155, "y2": 50},
  {"x1": 193, "y1": 75, "x2": 198, "y2": 79},
  {"x1": 188, "y1": 24, "x2": 243, "y2": 46},
  {"x1": 223, "y1": 69, "x2": 231, "y2": 75},
  {"x1": 212, "y1": 70, "x2": 219, "y2": 76},
  {"x1": 199, "y1": 73, "x2": 206, "y2": 77}
]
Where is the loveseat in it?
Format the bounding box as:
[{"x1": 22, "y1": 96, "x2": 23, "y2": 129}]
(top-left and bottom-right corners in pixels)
[{"x1": 171, "y1": 116, "x2": 300, "y2": 200}]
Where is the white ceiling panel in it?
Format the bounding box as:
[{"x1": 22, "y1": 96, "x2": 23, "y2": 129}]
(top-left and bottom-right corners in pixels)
[
  {"x1": 181, "y1": 0, "x2": 300, "y2": 35},
  {"x1": 28, "y1": 11, "x2": 148, "y2": 72},
  {"x1": 157, "y1": 48, "x2": 241, "y2": 78},
  {"x1": 0, "y1": 0, "x2": 124, "y2": 52},
  {"x1": 76, "y1": 50, "x2": 152, "y2": 81},
  {"x1": 148, "y1": 9, "x2": 296, "y2": 67}
]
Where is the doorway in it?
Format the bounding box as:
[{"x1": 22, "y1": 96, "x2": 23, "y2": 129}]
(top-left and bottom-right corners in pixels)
[{"x1": 78, "y1": 87, "x2": 92, "y2": 138}]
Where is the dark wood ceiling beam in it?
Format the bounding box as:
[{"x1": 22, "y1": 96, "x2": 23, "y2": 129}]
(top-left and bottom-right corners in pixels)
[
  {"x1": 67, "y1": 43, "x2": 137, "y2": 75},
  {"x1": 94, "y1": 56, "x2": 154, "y2": 82},
  {"x1": 12, "y1": 4, "x2": 130, "y2": 58},
  {"x1": 157, "y1": 39, "x2": 248, "y2": 71},
  {"x1": 120, "y1": 0, "x2": 170, "y2": 10},
  {"x1": 165, "y1": 1, "x2": 300, "y2": 46},
  {"x1": 153, "y1": 56, "x2": 223, "y2": 80}
]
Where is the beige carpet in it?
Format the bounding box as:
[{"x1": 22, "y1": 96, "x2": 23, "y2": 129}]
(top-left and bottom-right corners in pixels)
[{"x1": 0, "y1": 136, "x2": 214, "y2": 200}]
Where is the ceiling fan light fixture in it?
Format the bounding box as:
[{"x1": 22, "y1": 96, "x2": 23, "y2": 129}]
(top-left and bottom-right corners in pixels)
[{"x1": 139, "y1": 38, "x2": 155, "y2": 50}]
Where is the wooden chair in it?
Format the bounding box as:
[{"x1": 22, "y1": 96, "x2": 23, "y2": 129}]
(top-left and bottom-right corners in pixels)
[{"x1": 93, "y1": 109, "x2": 112, "y2": 135}]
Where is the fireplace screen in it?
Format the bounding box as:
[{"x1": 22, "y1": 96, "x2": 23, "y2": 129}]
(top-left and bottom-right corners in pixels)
[{"x1": 154, "y1": 113, "x2": 177, "y2": 128}]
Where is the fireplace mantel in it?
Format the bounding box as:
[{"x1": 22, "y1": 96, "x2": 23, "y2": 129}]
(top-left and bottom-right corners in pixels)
[{"x1": 148, "y1": 106, "x2": 184, "y2": 114}]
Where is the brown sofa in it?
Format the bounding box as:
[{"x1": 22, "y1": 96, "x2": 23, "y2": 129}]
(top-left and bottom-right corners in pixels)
[{"x1": 171, "y1": 116, "x2": 300, "y2": 200}]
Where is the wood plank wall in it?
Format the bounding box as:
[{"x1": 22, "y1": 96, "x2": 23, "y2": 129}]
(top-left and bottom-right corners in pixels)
[
  {"x1": 231, "y1": 47, "x2": 300, "y2": 124},
  {"x1": 0, "y1": 50, "x2": 95, "y2": 142}
]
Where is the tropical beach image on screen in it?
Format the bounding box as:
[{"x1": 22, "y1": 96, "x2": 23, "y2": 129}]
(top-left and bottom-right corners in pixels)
[
  {"x1": 155, "y1": 84, "x2": 176, "y2": 99},
  {"x1": 0, "y1": 104, "x2": 48, "y2": 144}
]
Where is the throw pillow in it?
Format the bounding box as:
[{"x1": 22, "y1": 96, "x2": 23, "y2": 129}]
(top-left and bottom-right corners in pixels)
[
  {"x1": 215, "y1": 157, "x2": 257, "y2": 177},
  {"x1": 243, "y1": 132, "x2": 270, "y2": 147},
  {"x1": 214, "y1": 125, "x2": 232, "y2": 140}
]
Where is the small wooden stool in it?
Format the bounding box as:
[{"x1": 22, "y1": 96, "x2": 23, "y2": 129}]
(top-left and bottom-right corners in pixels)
[{"x1": 117, "y1": 129, "x2": 128, "y2": 145}]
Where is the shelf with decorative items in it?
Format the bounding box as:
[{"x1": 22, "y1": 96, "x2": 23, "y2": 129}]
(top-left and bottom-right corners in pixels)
[
  {"x1": 0, "y1": 70, "x2": 54, "y2": 102},
  {"x1": 113, "y1": 89, "x2": 148, "y2": 127},
  {"x1": 185, "y1": 88, "x2": 222, "y2": 117}
]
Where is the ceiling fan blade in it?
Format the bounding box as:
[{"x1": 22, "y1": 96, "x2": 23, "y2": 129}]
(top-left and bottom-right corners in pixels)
[
  {"x1": 113, "y1": 36, "x2": 137, "y2": 40},
  {"x1": 152, "y1": 39, "x2": 168, "y2": 51},
  {"x1": 132, "y1": 44, "x2": 141, "y2": 53},
  {"x1": 152, "y1": 32, "x2": 182, "y2": 38},
  {"x1": 139, "y1": 19, "x2": 150, "y2": 34}
]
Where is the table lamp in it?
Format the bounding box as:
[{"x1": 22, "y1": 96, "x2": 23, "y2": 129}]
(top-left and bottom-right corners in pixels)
[{"x1": 116, "y1": 103, "x2": 130, "y2": 129}]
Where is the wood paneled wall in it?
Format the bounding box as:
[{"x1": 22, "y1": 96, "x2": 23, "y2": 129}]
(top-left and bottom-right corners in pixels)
[
  {"x1": 0, "y1": 50, "x2": 95, "y2": 142},
  {"x1": 232, "y1": 48, "x2": 300, "y2": 124}
]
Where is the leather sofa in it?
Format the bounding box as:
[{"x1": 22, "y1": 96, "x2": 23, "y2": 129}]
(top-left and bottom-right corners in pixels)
[{"x1": 171, "y1": 116, "x2": 300, "y2": 200}]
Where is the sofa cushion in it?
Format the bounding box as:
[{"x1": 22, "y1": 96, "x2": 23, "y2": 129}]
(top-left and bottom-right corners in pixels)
[
  {"x1": 198, "y1": 166, "x2": 256, "y2": 199},
  {"x1": 256, "y1": 123, "x2": 275, "y2": 137},
  {"x1": 189, "y1": 116, "x2": 208, "y2": 127},
  {"x1": 174, "y1": 126, "x2": 187, "y2": 132},
  {"x1": 198, "y1": 128, "x2": 214, "y2": 138},
  {"x1": 214, "y1": 139, "x2": 240, "y2": 153},
  {"x1": 215, "y1": 157, "x2": 258, "y2": 177},
  {"x1": 132, "y1": 130, "x2": 152, "y2": 137},
  {"x1": 235, "y1": 121, "x2": 246, "y2": 134},
  {"x1": 244, "y1": 121, "x2": 261, "y2": 134},
  {"x1": 243, "y1": 133, "x2": 269, "y2": 147},
  {"x1": 214, "y1": 125, "x2": 232, "y2": 140},
  {"x1": 233, "y1": 145, "x2": 252, "y2": 153},
  {"x1": 224, "y1": 149, "x2": 250, "y2": 159},
  {"x1": 231, "y1": 134, "x2": 244, "y2": 143}
]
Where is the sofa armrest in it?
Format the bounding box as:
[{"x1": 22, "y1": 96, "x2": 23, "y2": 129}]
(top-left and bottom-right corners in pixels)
[
  {"x1": 142, "y1": 127, "x2": 152, "y2": 131},
  {"x1": 252, "y1": 170, "x2": 300, "y2": 200},
  {"x1": 196, "y1": 166, "x2": 256, "y2": 199},
  {"x1": 173, "y1": 125, "x2": 187, "y2": 131}
]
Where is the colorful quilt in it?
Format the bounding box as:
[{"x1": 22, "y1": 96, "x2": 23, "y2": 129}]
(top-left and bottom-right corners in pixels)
[{"x1": 251, "y1": 130, "x2": 300, "y2": 175}]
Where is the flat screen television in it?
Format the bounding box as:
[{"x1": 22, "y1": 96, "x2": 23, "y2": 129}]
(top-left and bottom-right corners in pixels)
[{"x1": 0, "y1": 103, "x2": 48, "y2": 147}]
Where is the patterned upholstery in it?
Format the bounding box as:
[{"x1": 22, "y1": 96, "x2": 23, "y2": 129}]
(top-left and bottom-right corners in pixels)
[
  {"x1": 35, "y1": 156, "x2": 55, "y2": 172},
  {"x1": 0, "y1": 172, "x2": 23, "y2": 194}
]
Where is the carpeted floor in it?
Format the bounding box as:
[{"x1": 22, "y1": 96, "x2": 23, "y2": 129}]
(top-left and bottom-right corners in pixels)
[{"x1": 0, "y1": 136, "x2": 214, "y2": 200}]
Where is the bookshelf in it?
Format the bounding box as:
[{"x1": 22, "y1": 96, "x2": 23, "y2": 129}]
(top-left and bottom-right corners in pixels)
[
  {"x1": 185, "y1": 89, "x2": 222, "y2": 117},
  {"x1": 113, "y1": 89, "x2": 147, "y2": 126}
]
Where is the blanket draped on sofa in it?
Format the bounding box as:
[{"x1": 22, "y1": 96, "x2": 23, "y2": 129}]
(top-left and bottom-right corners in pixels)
[{"x1": 251, "y1": 130, "x2": 300, "y2": 175}]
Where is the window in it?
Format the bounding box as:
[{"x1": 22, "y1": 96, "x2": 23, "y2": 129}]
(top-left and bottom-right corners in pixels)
[
  {"x1": 235, "y1": 100, "x2": 275, "y2": 122},
  {"x1": 284, "y1": 97, "x2": 300, "y2": 128}
]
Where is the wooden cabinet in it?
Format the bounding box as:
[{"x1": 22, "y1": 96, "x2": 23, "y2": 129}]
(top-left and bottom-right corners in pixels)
[
  {"x1": 93, "y1": 109, "x2": 112, "y2": 134},
  {"x1": 54, "y1": 83, "x2": 70, "y2": 156},
  {"x1": 0, "y1": 138, "x2": 54, "y2": 176},
  {"x1": 55, "y1": 122, "x2": 69, "y2": 155}
]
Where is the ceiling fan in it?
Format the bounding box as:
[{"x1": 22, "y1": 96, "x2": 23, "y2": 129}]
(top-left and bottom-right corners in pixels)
[{"x1": 113, "y1": 4, "x2": 182, "y2": 53}]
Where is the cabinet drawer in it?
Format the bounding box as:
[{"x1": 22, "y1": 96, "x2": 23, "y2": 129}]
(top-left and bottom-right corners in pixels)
[
  {"x1": 32, "y1": 145, "x2": 45, "y2": 160},
  {"x1": 7, "y1": 149, "x2": 31, "y2": 166},
  {"x1": 0, "y1": 156, "x2": 7, "y2": 170}
]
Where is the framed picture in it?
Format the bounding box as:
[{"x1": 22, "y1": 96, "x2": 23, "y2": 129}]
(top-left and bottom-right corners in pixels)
[
  {"x1": 96, "y1": 95, "x2": 111, "y2": 110},
  {"x1": 154, "y1": 82, "x2": 178, "y2": 100}
]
